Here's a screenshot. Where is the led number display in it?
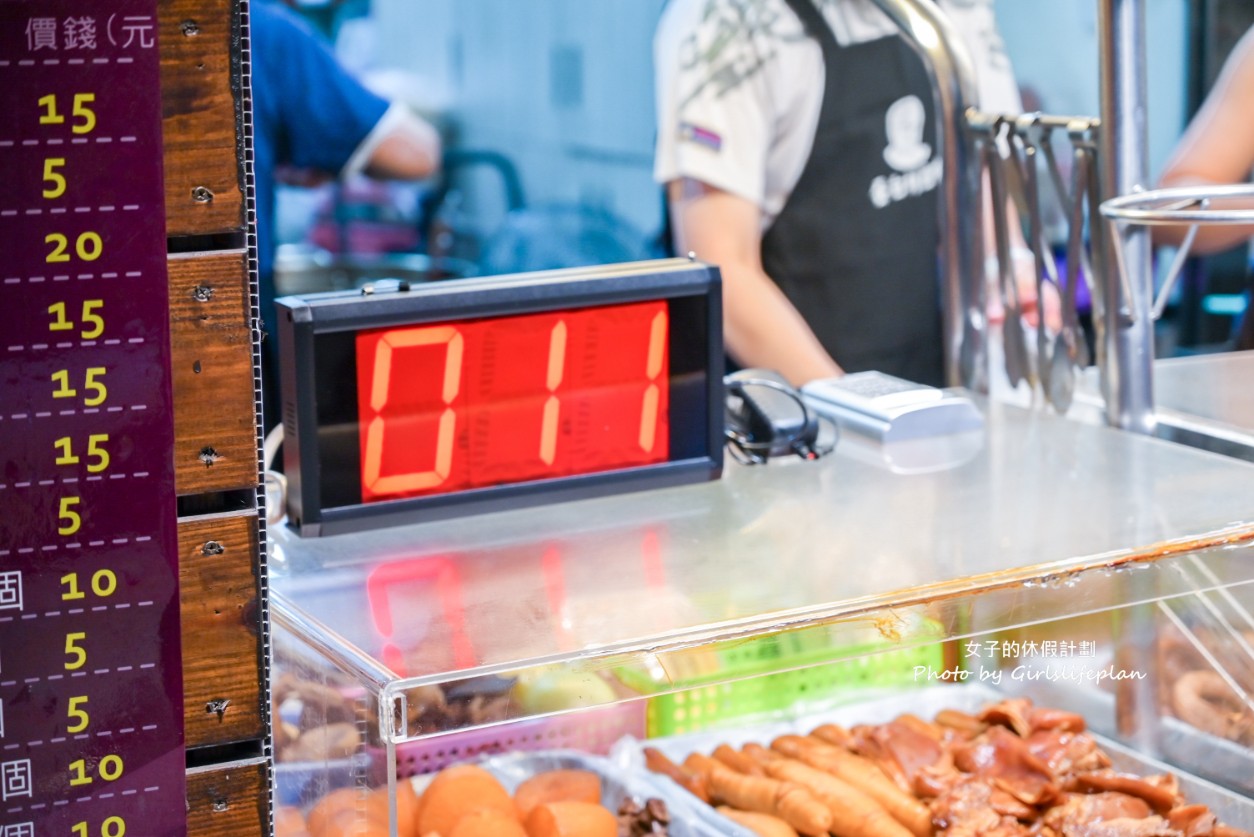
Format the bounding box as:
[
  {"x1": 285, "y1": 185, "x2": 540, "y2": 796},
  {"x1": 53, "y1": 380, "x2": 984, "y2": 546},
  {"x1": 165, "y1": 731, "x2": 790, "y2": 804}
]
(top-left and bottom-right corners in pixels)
[
  {"x1": 355, "y1": 301, "x2": 670, "y2": 502},
  {"x1": 278, "y1": 260, "x2": 723, "y2": 536}
]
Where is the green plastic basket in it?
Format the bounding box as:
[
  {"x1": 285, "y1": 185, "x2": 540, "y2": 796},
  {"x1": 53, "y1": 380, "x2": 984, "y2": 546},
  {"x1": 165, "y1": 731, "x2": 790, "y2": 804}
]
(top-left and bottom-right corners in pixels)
[{"x1": 618, "y1": 627, "x2": 946, "y2": 737}]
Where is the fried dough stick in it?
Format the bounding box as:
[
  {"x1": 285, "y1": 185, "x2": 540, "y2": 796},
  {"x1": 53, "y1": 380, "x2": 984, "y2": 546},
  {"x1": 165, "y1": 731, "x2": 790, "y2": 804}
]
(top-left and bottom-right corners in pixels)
[
  {"x1": 764, "y1": 758, "x2": 914, "y2": 837},
  {"x1": 705, "y1": 761, "x2": 833, "y2": 836},
  {"x1": 774, "y1": 735, "x2": 932, "y2": 837}
]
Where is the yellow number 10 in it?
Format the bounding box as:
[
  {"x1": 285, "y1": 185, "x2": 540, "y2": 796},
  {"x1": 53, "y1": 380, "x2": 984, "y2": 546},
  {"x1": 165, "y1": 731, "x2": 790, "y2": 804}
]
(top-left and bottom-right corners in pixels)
[
  {"x1": 69, "y1": 754, "x2": 123, "y2": 786},
  {"x1": 73, "y1": 817, "x2": 126, "y2": 837},
  {"x1": 61, "y1": 569, "x2": 118, "y2": 600}
]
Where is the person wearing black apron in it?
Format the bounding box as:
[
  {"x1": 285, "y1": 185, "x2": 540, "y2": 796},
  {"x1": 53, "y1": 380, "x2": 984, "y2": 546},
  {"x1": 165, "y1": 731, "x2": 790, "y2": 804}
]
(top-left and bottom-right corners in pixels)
[
  {"x1": 765, "y1": 0, "x2": 944, "y2": 385},
  {"x1": 658, "y1": 0, "x2": 980, "y2": 389}
]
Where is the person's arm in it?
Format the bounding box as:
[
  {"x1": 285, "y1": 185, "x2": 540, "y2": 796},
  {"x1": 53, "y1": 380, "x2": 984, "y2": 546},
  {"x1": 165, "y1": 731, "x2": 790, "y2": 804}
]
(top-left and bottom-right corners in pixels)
[
  {"x1": 262, "y1": 3, "x2": 439, "y2": 183},
  {"x1": 347, "y1": 102, "x2": 442, "y2": 181},
  {"x1": 1157, "y1": 25, "x2": 1254, "y2": 253},
  {"x1": 668, "y1": 178, "x2": 841, "y2": 387}
]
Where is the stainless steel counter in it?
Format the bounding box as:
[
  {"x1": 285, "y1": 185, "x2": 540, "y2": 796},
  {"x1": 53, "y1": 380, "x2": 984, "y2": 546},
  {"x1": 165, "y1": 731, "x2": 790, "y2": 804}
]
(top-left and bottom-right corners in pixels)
[
  {"x1": 1152, "y1": 351, "x2": 1254, "y2": 428},
  {"x1": 270, "y1": 400, "x2": 1254, "y2": 710},
  {"x1": 1078, "y1": 351, "x2": 1254, "y2": 462}
]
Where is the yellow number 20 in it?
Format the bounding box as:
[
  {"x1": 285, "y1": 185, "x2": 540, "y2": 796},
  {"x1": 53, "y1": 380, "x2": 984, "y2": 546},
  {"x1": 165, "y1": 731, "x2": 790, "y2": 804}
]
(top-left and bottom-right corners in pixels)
[{"x1": 46, "y1": 231, "x2": 103, "y2": 264}]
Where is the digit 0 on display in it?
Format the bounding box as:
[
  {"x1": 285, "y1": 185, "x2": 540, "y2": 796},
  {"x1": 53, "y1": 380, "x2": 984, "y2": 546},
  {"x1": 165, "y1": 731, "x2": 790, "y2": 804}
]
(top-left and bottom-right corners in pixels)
[
  {"x1": 278, "y1": 260, "x2": 724, "y2": 535},
  {"x1": 0, "y1": 1, "x2": 185, "y2": 833}
]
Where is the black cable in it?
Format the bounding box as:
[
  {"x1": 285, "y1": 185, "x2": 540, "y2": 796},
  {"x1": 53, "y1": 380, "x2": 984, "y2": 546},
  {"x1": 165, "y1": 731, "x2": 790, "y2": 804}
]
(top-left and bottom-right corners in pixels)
[{"x1": 723, "y1": 375, "x2": 836, "y2": 464}]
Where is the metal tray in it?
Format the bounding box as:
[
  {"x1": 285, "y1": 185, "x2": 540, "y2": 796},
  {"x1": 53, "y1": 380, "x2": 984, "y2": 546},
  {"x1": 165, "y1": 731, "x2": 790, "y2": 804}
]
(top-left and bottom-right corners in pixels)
[{"x1": 613, "y1": 684, "x2": 1254, "y2": 831}]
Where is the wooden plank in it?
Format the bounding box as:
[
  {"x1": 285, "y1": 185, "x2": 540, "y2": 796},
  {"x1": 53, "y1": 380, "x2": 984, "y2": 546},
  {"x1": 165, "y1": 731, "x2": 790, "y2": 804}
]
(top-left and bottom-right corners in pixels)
[
  {"x1": 159, "y1": 0, "x2": 245, "y2": 236},
  {"x1": 179, "y1": 511, "x2": 263, "y2": 748},
  {"x1": 187, "y1": 757, "x2": 270, "y2": 837},
  {"x1": 169, "y1": 250, "x2": 259, "y2": 495}
]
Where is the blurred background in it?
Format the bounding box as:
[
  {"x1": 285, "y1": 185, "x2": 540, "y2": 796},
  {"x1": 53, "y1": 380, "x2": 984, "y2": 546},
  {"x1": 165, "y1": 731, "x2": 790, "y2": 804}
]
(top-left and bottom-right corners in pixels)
[{"x1": 272, "y1": 0, "x2": 1254, "y2": 356}]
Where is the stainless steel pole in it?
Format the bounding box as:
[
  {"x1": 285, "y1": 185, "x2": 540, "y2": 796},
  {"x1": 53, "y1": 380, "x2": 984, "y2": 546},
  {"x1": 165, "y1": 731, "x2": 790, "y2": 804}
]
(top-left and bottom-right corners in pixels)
[
  {"x1": 1099, "y1": 0, "x2": 1160, "y2": 757},
  {"x1": 868, "y1": 0, "x2": 983, "y2": 390},
  {"x1": 1098, "y1": 0, "x2": 1156, "y2": 433}
]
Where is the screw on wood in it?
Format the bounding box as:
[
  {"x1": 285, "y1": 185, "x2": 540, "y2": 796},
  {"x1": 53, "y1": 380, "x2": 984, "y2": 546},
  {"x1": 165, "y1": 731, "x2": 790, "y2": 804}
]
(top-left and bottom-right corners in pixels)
[
  {"x1": 201, "y1": 540, "x2": 225, "y2": 556},
  {"x1": 199, "y1": 446, "x2": 223, "y2": 467},
  {"x1": 181, "y1": 20, "x2": 201, "y2": 36},
  {"x1": 192, "y1": 285, "x2": 215, "y2": 302},
  {"x1": 212, "y1": 798, "x2": 229, "y2": 813},
  {"x1": 206, "y1": 698, "x2": 231, "y2": 720},
  {"x1": 192, "y1": 186, "x2": 215, "y2": 203}
]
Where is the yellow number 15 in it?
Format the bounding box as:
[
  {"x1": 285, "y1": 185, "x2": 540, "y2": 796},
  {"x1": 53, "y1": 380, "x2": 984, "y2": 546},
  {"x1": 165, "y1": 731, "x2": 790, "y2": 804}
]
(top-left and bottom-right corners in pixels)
[{"x1": 39, "y1": 93, "x2": 96, "y2": 134}]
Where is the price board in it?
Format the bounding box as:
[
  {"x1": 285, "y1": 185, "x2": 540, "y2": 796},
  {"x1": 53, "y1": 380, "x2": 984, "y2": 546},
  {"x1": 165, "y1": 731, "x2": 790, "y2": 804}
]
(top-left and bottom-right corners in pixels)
[{"x1": 0, "y1": 2, "x2": 186, "y2": 835}]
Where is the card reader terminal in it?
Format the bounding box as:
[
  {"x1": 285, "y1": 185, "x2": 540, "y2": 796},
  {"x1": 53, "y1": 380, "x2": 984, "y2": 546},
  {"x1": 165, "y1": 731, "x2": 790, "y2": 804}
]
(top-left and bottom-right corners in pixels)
[{"x1": 801, "y1": 371, "x2": 984, "y2": 444}]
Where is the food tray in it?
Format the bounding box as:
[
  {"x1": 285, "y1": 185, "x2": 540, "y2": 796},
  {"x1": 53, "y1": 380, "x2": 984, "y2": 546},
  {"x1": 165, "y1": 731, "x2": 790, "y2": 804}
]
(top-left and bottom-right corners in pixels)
[
  {"x1": 1019, "y1": 673, "x2": 1254, "y2": 798},
  {"x1": 612, "y1": 684, "x2": 1254, "y2": 830},
  {"x1": 615, "y1": 625, "x2": 945, "y2": 736},
  {"x1": 438, "y1": 750, "x2": 754, "y2": 837},
  {"x1": 391, "y1": 700, "x2": 648, "y2": 777}
]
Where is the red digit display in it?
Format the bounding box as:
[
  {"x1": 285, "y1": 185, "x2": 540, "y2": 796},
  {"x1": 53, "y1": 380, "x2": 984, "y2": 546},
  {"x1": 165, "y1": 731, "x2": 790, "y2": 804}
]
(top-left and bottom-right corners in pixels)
[{"x1": 355, "y1": 300, "x2": 670, "y2": 503}]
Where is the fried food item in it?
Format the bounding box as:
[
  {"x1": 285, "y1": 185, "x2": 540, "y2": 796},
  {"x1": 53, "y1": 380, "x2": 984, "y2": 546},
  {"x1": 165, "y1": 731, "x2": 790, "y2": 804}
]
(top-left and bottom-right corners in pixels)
[
  {"x1": 306, "y1": 789, "x2": 382, "y2": 837},
  {"x1": 773, "y1": 735, "x2": 931, "y2": 837},
  {"x1": 763, "y1": 759, "x2": 913, "y2": 837},
  {"x1": 715, "y1": 806, "x2": 800, "y2": 837},
  {"x1": 273, "y1": 805, "x2": 309, "y2": 837},
  {"x1": 1173, "y1": 670, "x2": 1254, "y2": 745},
  {"x1": 523, "y1": 800, "x2": 618, "y2": 837},
  {"x1": 313, "y1": 808, "x2": 388, "y2": 837},
  {"x1": 449, "y1": 809, "x2": 528, "y2": 837},
  {"x1": 514, "y1": 769, "x2": 603, "y2": 820},
  {"x1": 713, "y1": 743, "x2": 766, "y2": 777},
  {"x1": 417, "y1": 764, "x2": 516, "y2": 837},
  {"x1": 643, "y1": 747, "x2": 710, "y2": 803},
  {"x1": 705, "y1": 761, "x2": 832, "y2": 835}
]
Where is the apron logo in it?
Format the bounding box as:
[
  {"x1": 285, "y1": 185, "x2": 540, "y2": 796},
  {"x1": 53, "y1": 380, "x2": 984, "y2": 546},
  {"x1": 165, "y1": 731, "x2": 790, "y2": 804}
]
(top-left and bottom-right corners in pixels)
[
  {"x1": 882, "y1": 95, "x2": 931, "y2": 171},
  {"x1": 869, "y1": 94, "x2": 941, "y2": 209}
]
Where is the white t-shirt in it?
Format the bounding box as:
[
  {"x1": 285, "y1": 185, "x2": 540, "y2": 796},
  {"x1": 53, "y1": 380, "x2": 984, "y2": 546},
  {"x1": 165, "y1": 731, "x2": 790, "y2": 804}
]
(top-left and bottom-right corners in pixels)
[{"x1": 654, "y1": 0, "x2": 1022, "y2": 229}]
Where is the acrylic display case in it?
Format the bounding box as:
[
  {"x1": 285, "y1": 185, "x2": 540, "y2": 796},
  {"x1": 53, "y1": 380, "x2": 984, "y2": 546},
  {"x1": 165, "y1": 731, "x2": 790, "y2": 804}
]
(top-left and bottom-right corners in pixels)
[{"x1": 266, "y1": 401, "x2": 1254, "y2": 836}]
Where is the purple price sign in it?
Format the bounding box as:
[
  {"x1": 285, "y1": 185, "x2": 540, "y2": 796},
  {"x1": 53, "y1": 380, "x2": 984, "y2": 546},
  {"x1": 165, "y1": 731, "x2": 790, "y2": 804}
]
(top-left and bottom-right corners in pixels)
[{"x1": 0, "y1": 2, "x2": 186, "y2": 835}]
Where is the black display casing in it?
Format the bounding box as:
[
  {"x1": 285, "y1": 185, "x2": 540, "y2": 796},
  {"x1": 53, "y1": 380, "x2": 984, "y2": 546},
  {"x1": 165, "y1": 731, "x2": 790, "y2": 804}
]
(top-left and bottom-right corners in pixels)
[{"x1": 276, "y1": 258, "x2": 724, "y2": 537}]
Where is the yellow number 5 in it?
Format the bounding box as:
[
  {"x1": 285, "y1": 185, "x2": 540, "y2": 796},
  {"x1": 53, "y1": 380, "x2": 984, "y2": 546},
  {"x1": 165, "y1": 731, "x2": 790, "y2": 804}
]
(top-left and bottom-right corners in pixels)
[
  {"x1": 67, "y1": 696, "x2": 89, "y2": 733},
  {"x1": 43, "y1": 158, "x2": 66, "y2": 199},
  {"x1": 71, "y1": 93, "x2": 96, "y2": 134},
  {"x1": 58, "y1": 496, "x2": 82, "y2": 536},
  {"x1": 64, "y1": 632, "x2": 87, "y2": 670}
]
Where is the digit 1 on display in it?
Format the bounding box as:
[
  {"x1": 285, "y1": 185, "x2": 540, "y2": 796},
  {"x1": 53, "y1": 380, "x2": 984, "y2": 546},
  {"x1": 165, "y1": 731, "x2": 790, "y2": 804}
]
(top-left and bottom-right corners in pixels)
[
  {"x1": 539, "y1": 321, "x2": 566, "y2": 466},
  {"x1": 637, "y1": 309, "x2": 669, "y2": 454}
]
